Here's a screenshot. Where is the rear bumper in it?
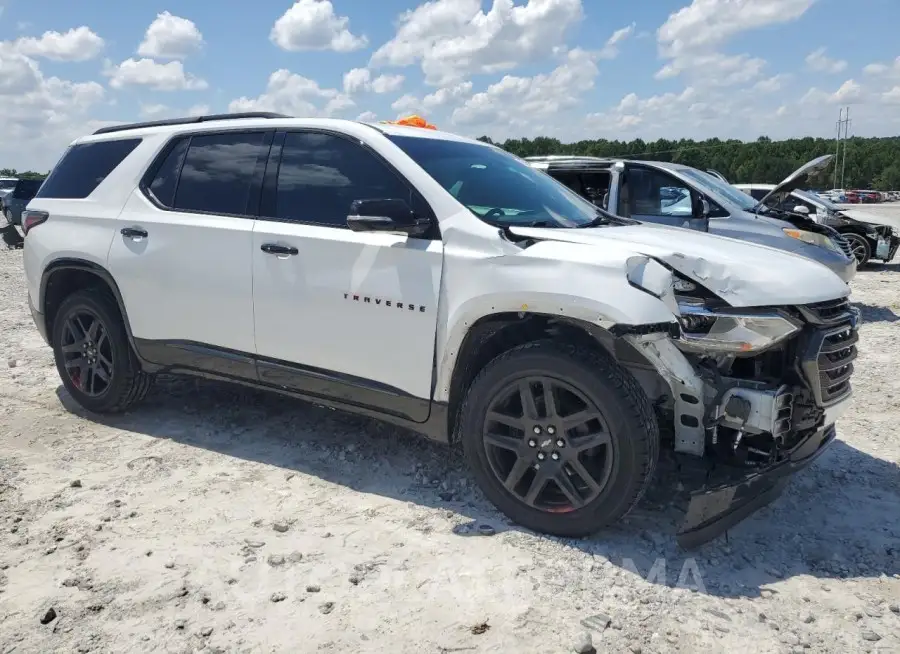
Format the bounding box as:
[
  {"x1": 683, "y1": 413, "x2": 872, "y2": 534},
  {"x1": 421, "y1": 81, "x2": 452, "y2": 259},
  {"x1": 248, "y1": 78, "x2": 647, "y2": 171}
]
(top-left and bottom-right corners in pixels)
[{"x1": 676, "y1": 421, "x2": 837, "y2": 549}]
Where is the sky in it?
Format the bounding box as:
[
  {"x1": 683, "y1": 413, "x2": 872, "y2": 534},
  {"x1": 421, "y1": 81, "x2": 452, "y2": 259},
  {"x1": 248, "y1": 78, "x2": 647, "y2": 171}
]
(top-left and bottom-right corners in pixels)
[{"x1": 1, "y1": 0, "x2": 899, "y2": 170}]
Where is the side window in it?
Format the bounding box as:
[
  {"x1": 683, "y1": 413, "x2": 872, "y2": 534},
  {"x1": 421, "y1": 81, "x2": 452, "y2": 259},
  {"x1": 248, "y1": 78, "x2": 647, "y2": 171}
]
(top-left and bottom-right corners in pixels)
[
  {"x1": 274, "y1": 132, "x2": 412, "y2": 228},
  {"x1": 172, "y1": 131, "x2": 268, "y2": 216},
  {"x1": 749, "y1": 188, "x2": 769, "y2": 201},
  {"x1": 36, "y1": 138, "x2": 142, "y2": 199},
  {"x1": 626, "y1": 168, "x2": 693, "y2": 217},
  {"x1": 146, "y1": 137, "x2": 189, "y2": 207}
]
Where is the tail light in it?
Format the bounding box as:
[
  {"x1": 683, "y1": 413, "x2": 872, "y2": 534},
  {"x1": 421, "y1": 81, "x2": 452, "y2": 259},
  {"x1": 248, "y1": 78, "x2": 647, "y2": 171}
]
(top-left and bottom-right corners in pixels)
[{"x1": 22, "y1": 210, "x2": 49, "y2": 235}]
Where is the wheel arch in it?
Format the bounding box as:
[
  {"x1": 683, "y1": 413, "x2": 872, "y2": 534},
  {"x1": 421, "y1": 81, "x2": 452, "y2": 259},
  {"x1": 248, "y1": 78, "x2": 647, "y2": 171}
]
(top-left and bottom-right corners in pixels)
[
  {"x1": 40, "y1": 258, "x2": 139, "y2": 353},
  {"x1": 440, "y1": 311, "x2": 668, "y2": 444}
]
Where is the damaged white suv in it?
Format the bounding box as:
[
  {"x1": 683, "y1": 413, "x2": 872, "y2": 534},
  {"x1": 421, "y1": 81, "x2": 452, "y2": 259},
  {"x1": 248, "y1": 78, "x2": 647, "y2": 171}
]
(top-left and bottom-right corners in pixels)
[{"x1": 23, "y1": 114, "x2": 858, "y2": 547}]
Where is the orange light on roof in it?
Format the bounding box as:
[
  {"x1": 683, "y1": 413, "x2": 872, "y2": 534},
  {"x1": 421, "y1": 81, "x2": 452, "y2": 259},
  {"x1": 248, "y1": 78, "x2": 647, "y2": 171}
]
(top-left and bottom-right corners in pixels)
[{"x1": 382, "y1": 114, "x2": 437, "y2": 130}]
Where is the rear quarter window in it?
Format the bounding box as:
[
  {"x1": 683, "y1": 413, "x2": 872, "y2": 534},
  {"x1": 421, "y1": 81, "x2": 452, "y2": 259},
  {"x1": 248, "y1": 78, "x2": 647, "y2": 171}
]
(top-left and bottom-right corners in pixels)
[{"x1": 36, "y1": 138, "x2": 142, "y2": 200}]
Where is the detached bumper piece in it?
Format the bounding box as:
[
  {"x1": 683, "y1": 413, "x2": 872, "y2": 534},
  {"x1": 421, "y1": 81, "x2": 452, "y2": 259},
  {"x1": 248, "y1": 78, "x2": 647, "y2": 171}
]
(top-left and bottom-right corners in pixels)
[{"x1": 677, "y1": 423, "x2": 836, "y2": 549}]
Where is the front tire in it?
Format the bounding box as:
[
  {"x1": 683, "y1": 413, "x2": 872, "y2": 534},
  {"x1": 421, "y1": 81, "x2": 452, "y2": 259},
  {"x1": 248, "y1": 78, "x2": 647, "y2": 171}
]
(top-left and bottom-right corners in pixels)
[
  {"x1": 843, "y1": 233, "x2": 871, "y2": 266},
  {"x1": 459, "y1": 340, "x2": 659, "y2": 538},
  {"x1": 51, "y1": 289, "x2": 153, "y2": 414}
]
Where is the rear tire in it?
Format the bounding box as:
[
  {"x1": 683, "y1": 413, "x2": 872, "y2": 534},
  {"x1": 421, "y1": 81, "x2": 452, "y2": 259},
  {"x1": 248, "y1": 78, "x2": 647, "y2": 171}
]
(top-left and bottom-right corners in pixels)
[
  {"x1": 843, "y1": 232, "x2": 871, "y2": 266},
  {"x1": 459, "y1": 340, "x2": 659, "y2": 538},
  {"x1": 51, "y1": 289, "x2": 153, "y2": 414}
]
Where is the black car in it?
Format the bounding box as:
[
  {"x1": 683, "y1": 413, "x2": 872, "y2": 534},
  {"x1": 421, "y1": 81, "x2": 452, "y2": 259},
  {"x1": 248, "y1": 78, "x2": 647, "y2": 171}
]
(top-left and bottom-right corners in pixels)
[
  {"x1": 1, "y1": 178, "x2": 44, "y2": 227},
  {"x1": 735, "y1": 184, "x2": 899, "y2": 267}
]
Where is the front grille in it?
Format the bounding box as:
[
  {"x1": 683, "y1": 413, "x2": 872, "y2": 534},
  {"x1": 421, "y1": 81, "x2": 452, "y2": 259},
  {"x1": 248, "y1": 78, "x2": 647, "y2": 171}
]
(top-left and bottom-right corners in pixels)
[
  {"x1": 799, "y1": 298, "x2": 852, "y2": 323},
  {"x1": 833, "y1": 234, "x2": 853, "y2": 258},
  {"x1": 816, "y1": 326, "x2": 857, "y2": 404}
]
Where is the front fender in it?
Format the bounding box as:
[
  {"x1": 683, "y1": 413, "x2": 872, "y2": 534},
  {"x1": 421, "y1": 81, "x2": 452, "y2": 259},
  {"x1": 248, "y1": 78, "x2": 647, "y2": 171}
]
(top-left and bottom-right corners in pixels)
[{"x1": 433, "y1": 240, "x2": 678, "y2": 402}]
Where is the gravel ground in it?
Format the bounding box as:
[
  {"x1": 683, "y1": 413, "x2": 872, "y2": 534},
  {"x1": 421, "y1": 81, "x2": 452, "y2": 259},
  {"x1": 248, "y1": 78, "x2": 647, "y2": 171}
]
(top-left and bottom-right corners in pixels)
[{"x1": 1, "y1": 230, "x2": 899, "y2": 654}]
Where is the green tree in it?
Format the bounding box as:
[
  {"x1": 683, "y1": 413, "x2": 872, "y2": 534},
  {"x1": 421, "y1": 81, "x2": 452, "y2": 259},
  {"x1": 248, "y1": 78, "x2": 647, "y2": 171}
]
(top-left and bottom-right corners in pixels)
[{"x1": 872, "y1": 164, "x2": 900, "y2": 191}]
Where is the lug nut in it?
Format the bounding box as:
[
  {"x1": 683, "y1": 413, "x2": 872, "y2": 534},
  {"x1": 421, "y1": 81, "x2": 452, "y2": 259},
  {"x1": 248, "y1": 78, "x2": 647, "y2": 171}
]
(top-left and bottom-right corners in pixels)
[
  {"x1": 547, "y1": 426, "x2": 556, "y2": 435},
  {"x1": 527, "y1": 439, "x2": 537, "y2": 448},
  {"x1": 537, "y1": 452, "x2": 546, "y2": 461},
  {"x1": 556, "y1": 439, "x2": 565, "y2": 448},
  {"x1": 551, "y1": 452, "x2": 560, "y2": 461},
  {"x1": 533, "y1": 426, "x2": 542, "y2": 434}
]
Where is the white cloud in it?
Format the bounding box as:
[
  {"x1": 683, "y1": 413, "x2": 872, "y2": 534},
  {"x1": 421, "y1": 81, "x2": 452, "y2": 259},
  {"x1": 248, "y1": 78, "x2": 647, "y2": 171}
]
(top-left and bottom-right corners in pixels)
[
  {"x1": 391, "y1": 93, "x2": 424, "y2": 115},
  {"x1": 13, "y1": 26, "x2": 104, "y2": 62},
  {"x1": 137, "y1": 11, "x2": 204, "y2": 59},
  {"x1": 228, "y1": 69, "x2": 353, "y2": 117},
  {"x1": 423, "y1": 81, "x2": 473, "y2": 110},
  {"x1": 863, "y1": 56, "x2": 900, "y2": 79},
  {"x1": 598, "y1": 22, "x2": 635, "y2": 59},
  {"x1": 370, "y1": 0, "x2": 584, "y2": 86},
  {"x1": 271, "y1": 0, "x2": 367, "y2": 53},
  {"x1": 656, "y1": 0, "x2": 815, "y2": 85},
  {"x1": 139, "y1": 103, "x2": 169, "y2": 118},
  {"x1": 805, "y1": 47, "x2": 847, "y2": 74},
  {"x1": 753, "y1": 73, "x2": 790, "y2": 93},
  {"x1": 451, "y1": 48, "x2": 599, "y2": 131},
  {"x1": 187, "y1": 104, "x2": 211, "y2": 116},
  {"x1": 356, "y1": 110, "x2": 378, "y2": 121},
  {"x1": 105, "y1": 58, "x2": 208, "y2": 91},
  {"x1": 342, "y1": 68, "x2": 405, "y2": 94},
  {"x1": 883, "y1": 87, "x2": 900, "y2": 104},
  {"x1": 0, "y1": 45, "x2": 106, "y2": 170}
]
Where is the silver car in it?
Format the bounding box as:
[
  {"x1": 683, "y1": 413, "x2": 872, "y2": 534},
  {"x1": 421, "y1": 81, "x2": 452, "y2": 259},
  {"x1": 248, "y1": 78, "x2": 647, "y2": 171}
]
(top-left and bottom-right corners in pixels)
[{"x1": 527, "y1": 154, "x2": 856, "y2": 283}]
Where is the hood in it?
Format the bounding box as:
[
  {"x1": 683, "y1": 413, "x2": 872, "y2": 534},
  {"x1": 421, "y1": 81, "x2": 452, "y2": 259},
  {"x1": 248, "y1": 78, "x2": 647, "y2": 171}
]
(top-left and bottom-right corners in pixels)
[
  {"x1": 508, "y1": 223, "x2": 849, "y2": 307},
  {"x1": 753, "y1": 154, "x2": 833, "y2": 211},
  {"x1": 837, "y1": 208, "x2": 897, "y2": 230}
]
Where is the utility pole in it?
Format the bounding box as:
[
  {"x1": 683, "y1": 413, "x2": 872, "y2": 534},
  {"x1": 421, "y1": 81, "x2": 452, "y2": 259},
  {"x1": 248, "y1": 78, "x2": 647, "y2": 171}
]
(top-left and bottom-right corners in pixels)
[
  {"x1": 840, "y1": 106, "x2": 851, "y2": 190},
  {"x1": 833, "y1": 107, "x2": 842, "y2": 189}
]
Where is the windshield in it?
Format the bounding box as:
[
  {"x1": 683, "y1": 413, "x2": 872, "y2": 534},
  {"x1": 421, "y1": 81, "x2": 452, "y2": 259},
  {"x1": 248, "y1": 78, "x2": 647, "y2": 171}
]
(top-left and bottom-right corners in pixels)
[
  {"x1": 0, "y1": 180, "x2": 17, "y2": 190},
  {"x1": 386, "y1": 135, "x2": 600, "y2": 227},
  {"x1": 679, "y1": 168, "x2": 758, "y2": 211},
  {"x1": 795, "y1": 189, "x2": 836, "y2": 211}
]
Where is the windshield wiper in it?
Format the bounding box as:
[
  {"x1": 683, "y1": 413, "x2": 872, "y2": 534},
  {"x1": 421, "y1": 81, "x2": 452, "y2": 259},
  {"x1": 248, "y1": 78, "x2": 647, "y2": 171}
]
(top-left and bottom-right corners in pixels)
[{"x1": 576, "y1": 208, "x2": 637, "y2": 228}]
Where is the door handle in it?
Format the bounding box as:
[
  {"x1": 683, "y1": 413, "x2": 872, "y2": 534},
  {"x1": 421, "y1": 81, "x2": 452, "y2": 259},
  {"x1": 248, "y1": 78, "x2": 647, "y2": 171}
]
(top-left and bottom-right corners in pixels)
[
  {"x1": 260, "y1": 243, "x2": 298, "y2": 256},
  {"x1": 121, "y1": 227, "x2": 148, "y2": 239}
]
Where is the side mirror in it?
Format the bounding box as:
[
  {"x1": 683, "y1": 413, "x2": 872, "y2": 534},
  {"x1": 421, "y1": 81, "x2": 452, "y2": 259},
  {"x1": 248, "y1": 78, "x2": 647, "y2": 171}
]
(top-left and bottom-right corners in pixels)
[
  {"x1": 346, "y1": 198, "x2": 430, "y2": 236},
  {"x1": 792, "y1": 205, "x2": 810, "y2": 215},
  {"x1": 688, "y1": 194, "x2": 711, "y2": 232}
]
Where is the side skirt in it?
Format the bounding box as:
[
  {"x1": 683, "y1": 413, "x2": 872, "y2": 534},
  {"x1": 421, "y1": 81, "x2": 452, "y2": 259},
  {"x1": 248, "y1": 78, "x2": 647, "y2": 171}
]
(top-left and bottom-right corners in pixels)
[{"x1": 133, "y1": 338, "x2": 449, "y2": 443}]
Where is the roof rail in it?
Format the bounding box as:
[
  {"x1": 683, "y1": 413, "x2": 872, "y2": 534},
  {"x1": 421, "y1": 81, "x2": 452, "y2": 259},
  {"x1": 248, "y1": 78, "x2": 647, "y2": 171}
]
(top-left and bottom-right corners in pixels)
[{"x1": 92, "y1": 112, "x2": 292, "y2": 136}]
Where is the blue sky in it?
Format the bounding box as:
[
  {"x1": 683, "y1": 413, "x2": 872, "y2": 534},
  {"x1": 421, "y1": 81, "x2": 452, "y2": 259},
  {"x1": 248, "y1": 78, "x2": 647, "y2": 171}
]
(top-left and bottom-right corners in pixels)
[{"x1": 1, "y1": 0, "x2": 899, "y2": 170}]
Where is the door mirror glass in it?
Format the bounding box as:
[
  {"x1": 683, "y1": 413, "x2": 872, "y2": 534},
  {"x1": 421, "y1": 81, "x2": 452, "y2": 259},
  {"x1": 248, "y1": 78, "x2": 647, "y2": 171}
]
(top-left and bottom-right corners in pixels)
[
  {"x1": 792, "y1": 204, "x2": 810, "y2": 215},
  {"x1": 346, "y1": 198, "x2": 430, "y2": 235}
]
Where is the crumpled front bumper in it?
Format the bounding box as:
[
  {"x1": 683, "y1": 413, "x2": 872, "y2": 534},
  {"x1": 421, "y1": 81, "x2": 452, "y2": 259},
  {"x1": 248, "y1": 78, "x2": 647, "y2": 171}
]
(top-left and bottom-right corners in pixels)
[{"x1": 676, "y1": 420, "x2": 837, "y2": 549}]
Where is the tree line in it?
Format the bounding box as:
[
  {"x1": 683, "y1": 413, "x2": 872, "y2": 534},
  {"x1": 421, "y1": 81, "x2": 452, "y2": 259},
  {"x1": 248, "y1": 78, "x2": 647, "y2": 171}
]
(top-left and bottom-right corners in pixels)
[
  {"x1": 0, "y1": 168, "x2": 47, "y2": 180},
  {"x1": 478, "y1": 134, "x2": 900, "y2": 191}
]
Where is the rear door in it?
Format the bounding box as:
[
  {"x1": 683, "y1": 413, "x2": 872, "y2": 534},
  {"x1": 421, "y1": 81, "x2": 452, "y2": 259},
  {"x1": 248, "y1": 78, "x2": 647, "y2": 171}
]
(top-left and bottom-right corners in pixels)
[
  {"x1": 250, "y1": 130, "x2": 442, "y2": 421},
  {"x1": 619, "y1": 165, "x2": 708, "y2": 231},
  {"x1": 107, "y1": 129, "x2": 272, "y2": 363}
]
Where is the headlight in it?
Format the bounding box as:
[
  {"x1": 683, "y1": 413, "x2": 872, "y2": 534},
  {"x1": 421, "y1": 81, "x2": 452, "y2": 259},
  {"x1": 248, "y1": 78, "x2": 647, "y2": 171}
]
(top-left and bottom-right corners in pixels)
[
  {"x1": 783, "y1": 228, "x2": 840, "y2": 252},
  {"x1": 676, "y1": 303, "x2": 801, "y2": 354}
]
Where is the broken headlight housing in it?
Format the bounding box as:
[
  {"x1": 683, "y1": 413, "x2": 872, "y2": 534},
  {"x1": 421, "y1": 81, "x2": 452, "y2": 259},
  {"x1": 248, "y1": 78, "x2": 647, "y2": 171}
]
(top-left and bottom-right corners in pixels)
[{"x1": 675, "y1": 303, "x2": 801, "y2": 354}]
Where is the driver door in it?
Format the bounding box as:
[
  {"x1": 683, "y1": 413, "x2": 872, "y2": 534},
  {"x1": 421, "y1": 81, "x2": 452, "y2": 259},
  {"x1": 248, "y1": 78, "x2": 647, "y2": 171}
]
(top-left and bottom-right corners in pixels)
[
  {"x1": 250, "y1": 130, "x2": 443, "y2": 422},
  {"x1": 620, "y1": 165, "x2": 708, "y2": 231}
]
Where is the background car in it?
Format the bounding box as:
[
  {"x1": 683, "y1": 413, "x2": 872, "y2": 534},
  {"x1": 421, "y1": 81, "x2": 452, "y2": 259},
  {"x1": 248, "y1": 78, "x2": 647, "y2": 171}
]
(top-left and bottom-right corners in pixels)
[
  {"x1": 2, "y1": 178, "x2": 44, "y2": 226},
  {"x1": 735, "y1": 183, "x2": 899, "y2": 266}
]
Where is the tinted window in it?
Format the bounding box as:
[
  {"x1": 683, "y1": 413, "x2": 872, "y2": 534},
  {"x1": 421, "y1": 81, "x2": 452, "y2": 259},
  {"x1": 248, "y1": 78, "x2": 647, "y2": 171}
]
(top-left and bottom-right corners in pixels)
[
  {"x1": 625, "y1": 168, "x2": 693, "y2": 217},
  {"x1": 147, "y1": 137, "x2": 189, "y2": 206},
  {"x1": 173, "y1": 132, "x2": 267, "y2": 215},
  {"x1": 12, "y1": 179, "x2": 44, "y2": 199},
  {"x1": 387, "y1": 135, "x2": 600, "y2": 227},
  {"x1": 748, "y1": 188, "x2": 769, "y2": 201},
  {"x1": 274, "y1": 132, "x2": 411, "y2": 227},
  {"x1": 0, "y1": 180, "x2": 17, "y2": 190},
  {"x1": 36, "y1": 139, "x2": 141, "y2": 199}
]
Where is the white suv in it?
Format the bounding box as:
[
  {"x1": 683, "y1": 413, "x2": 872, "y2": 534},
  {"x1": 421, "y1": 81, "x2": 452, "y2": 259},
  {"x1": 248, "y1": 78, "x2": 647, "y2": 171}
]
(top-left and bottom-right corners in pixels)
[{"x1": 23, "y1": 113, "x2": 859, "y2": 547}]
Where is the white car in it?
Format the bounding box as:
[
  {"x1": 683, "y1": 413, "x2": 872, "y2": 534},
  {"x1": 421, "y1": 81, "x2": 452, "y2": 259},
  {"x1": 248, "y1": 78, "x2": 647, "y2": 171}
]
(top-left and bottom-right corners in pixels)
[{"x1": 22, "y1": 113, "x2": 858, "y2": 547}]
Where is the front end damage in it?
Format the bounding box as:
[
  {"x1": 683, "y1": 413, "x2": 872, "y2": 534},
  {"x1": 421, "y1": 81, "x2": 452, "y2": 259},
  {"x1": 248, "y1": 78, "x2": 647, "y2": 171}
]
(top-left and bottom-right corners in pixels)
[{"x1": 622, "y1": 257, "x2": 859, "y2": 548}]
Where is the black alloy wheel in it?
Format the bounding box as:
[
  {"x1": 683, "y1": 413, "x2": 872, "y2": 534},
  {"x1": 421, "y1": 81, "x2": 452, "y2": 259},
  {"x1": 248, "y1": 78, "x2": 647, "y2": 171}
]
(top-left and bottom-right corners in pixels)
[
  {"x1": 843, "y1": 233, "x2": 871, "y2": 266},
  {"x1": 482, "y1": 376, "x2": 614, "y2": 512},
  {"x1": 459, "y1": 340, "x2": 659, "y2": 538},
  {"x1": 51, "y1": 289, "x2": 153, "y2": 413},
  {"x1": 60, "y1": 311, "x2": 114, "y2": 397}
]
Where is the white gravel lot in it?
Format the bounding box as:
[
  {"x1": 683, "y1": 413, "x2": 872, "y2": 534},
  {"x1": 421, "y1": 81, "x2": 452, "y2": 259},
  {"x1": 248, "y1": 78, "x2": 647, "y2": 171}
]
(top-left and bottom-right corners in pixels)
[{"x1": 1, "y1": 221, "x2": 899, "y2": 654}]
